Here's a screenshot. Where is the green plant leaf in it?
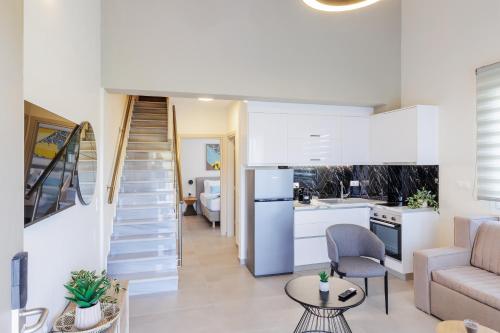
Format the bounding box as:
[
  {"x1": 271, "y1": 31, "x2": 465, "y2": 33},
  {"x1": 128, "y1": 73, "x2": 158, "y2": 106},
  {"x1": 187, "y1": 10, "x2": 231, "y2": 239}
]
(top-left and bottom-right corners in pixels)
[
  {"x1": 76, "y1": 300, "x2": 92, "y2": 308},
  {"x1": 64, "y1": 284, "x2": 86, "y2": 301}
]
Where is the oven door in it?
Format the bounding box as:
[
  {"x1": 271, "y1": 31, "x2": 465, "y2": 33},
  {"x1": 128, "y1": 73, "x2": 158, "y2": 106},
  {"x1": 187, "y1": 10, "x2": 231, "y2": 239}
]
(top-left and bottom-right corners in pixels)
[{"x1": 370, "y1": 219, "x2": 402, "y2": 261}]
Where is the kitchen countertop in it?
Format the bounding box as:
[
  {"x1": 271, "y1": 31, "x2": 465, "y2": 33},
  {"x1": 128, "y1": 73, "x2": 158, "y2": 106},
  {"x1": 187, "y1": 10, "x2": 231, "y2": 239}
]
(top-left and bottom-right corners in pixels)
[{"x1": 294, "y1": 198, "x2": 437, "y2": 214}]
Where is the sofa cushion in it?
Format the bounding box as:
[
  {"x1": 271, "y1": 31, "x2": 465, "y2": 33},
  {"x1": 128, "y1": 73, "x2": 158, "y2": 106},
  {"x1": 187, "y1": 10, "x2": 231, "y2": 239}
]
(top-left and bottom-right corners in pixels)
[
  {"x1": 432, "y1": 266, "x2": 500, "y2": 310},
  {"x1": 471, "y1": 221, "x2": 500, "y2": 274}
]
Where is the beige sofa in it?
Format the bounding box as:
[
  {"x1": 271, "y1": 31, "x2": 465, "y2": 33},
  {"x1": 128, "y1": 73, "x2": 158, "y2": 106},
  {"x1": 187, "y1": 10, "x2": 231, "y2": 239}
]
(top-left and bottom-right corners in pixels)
[{"x1": 414, "y1": 216, "x2": 500, "y2": 331}]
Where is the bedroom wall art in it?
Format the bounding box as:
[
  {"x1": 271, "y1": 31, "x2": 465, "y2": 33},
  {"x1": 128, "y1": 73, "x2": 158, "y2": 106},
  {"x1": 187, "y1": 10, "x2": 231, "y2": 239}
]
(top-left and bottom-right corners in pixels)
[{"x1": 206, "y1": 143, "x2": 221, "y2": 170}]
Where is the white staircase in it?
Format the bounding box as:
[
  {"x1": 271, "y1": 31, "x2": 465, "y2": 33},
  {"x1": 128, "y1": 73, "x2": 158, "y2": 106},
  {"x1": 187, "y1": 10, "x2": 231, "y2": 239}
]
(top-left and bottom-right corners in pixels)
[{"x1": 108, "y1": 99, "x2": 179, "y2": 295}]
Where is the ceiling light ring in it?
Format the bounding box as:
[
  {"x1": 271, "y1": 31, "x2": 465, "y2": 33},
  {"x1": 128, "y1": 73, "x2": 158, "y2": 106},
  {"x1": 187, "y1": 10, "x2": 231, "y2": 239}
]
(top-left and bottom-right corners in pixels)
[{"x1": 303, "y1": 0, "x2": 381, "y2": 12}]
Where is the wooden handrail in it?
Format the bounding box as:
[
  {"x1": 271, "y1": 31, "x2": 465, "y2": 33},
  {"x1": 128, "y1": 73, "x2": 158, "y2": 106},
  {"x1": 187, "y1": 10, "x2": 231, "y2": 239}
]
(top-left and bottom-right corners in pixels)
[
  {"x1": 107, "y1": 95, "x2": 134, "y2": 204},
  {"x1": 172, "y1": 105, "x2": 183, "y2": 202}
]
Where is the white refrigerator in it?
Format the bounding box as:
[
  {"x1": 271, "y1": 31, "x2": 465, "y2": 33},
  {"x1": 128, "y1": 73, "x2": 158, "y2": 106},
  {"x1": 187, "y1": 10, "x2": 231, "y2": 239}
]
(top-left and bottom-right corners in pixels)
[{"x1": 246, "y1": 169, "x2": 294, "y2": 277}]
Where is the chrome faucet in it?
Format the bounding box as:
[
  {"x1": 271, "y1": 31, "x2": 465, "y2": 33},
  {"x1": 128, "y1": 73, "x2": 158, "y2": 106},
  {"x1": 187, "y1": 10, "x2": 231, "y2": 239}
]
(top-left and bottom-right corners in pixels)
[{"x1": 340, "y1": 182, "x2": 350, "y2": 200}]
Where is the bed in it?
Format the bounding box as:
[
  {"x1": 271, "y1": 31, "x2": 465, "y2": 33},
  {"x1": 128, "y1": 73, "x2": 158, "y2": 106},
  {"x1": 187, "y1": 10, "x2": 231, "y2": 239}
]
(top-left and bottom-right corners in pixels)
[{"x1": 195, "y1": 177, "x2": 220, "y2": 228}]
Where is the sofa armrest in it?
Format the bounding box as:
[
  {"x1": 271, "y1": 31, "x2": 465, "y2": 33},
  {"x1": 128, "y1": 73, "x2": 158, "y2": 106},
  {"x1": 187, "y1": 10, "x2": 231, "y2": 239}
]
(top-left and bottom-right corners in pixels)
[{"x1": 413, "y1": 247, "x2": 471, "y2": 314}]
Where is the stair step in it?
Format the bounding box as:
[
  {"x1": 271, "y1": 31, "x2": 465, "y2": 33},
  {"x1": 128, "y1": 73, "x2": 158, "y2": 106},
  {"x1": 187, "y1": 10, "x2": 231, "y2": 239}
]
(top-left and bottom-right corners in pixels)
[
  {"x1": 122, "y1": 162, "x2": 173, "y2": 171},
  {"x1": 117, "y1": 203, "x2": 175, "y2": 210},
  {"x1": 119, "y1": 180, "x2": 174, "y2": 193},
  {"x1": 128, "y1": 135, "x2": 168, "y2": 142},
  {"x1": 107, "y1": 251, "x2": 177, "y2": 276},
  {"x1": 114, "y1": 217, "x2": 177, "y2": 226},
  {"x1": 133, "y1": 113, "x2": 168, "y2": 121},
  {"x1": 131, "y1": 120, "x2": 168, "y2": 128},
  {"x1": 127, "y1": 142, "x2": 171, "y2": 150},
  {"x1": 133, "y1": 108, "x2": 168, "y2": 115},
  {"x1": 112, "y1": 271, "x2": 178, "y2": 296},
  {"x1": 121, "y1": 169, "x2": 174, "y2": 182},
  {"x1": 134, "y1": 101, "x2": 167, "y2": 107},
  {"x1": 108, "y1": 249, "x2": 176, "y2": 263},
  {"x1": 117, "y1": 191, "x2": 175, "y2": 206},
  {"x1": 112, "y1": 222, "x2": 177, "y2": 237},
  {"x1": 112, "y1": 270, "x2": 177, "y2": 283},
  {"x1": 119, "y1": 181, "x2": 174, "y2": 187},
  {"x1": 111, "y1": 232, "x2": 176, "y2": 243},
  {"x1": 109, "y1": 234, "x2": 176, "y2": 255},
  {"x1": 115, "y1": 204, "x2": 176, "y2": 221},
  {"x1": 126, "y1": 148, "x2": 170, "y2": 153},
  {"x1": 129, "y1": 127, "x2": 167, "y2": 135},
  {"x1": 125, "y1": 151, "x2": 172, "y2": 160}
]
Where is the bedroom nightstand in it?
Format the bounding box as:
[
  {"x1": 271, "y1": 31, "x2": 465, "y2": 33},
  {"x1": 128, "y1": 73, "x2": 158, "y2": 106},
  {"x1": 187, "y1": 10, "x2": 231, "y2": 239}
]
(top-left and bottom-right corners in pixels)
[{"x1": 184, "y1": 197, "x2": 197, "y2": 216}]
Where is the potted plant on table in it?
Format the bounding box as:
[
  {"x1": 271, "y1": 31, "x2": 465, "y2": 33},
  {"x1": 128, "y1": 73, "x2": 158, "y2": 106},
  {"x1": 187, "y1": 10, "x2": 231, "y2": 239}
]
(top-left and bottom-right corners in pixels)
[
  {"x1": 407, "y1": 188, "x2": 439, "y2": 211},
  {"x1": 319, "y1": 271, "x2": 330, "y2": 292},
  {"x1": 64, "y1": 270, "x2": 119, "y2": 330}
]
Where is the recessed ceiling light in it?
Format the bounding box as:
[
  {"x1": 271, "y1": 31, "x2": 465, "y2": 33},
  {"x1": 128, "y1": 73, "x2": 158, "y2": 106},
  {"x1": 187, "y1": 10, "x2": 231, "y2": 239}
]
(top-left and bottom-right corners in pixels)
[
  {"x1": 198, "y1": 97, "x2": 214, "y2": 102},
  {"x1": 303, "y1": 0, "x2": 381, "y2": 12}
]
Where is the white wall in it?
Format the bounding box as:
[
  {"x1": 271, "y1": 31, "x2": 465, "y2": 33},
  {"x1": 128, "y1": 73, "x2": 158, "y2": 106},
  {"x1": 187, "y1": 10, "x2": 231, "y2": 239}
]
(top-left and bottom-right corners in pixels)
[
  {"x1": 0, "y1": 0, "x2": 23, "y2": 330},
  {"x1": 180, "y1": 138, "x2": 221, "y2": 198},
  {"x1": 401, "y1": 0, "x2": 500, "y2": 246},
  {"x1": 102, "y1": 0, "x2": 401, "y2": 110},
  {"x1": 173, "y1": 98, "x2": 231, "y2": 135},
  {"x1": 23, "y1": 0, "x2": 103, "y2": 324}
]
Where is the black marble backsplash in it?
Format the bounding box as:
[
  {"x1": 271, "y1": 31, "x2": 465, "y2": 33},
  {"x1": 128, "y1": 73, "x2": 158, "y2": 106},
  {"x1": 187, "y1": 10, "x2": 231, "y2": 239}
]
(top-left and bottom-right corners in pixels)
[{"x1": 294, "y1": 165, "x2": 439, "y2": 204}]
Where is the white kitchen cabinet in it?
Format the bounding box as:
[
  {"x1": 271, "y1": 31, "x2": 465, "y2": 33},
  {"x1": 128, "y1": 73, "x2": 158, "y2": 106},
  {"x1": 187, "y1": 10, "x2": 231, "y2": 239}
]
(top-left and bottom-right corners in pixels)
[
  {"x1": 370, "y1": 105, "x2": 438, "y2": 165},
  {"x1": 341, "y1": 116, "x2": 370, "y2": 165},
  {"x1": 247, "y1": 112, "x2": 288, "y2": 166},
  {"x1": 244, "y1": 101, "x2": 373, "y2": 166},
  {"x1": 287, "y1": 115, "x2": 342, "y2": 166},
  {"x1": 294, "y1": 208, "x2": 370, "y2": 267}
]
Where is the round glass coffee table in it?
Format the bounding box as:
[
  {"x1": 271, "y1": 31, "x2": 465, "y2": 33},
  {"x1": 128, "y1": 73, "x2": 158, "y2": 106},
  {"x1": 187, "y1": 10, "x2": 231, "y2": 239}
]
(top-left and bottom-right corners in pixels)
[{"x1": 285, "y1": 276, "x2": 365, "y2": 333}]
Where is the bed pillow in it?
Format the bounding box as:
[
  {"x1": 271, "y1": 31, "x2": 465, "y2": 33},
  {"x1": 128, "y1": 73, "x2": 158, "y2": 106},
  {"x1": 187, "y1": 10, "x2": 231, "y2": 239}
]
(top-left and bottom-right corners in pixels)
[
  {"x1": 208, "y1": 184, "x2": 221, "y2": 194},
  {"x1": 204, "y1": 180, "x2": 220, "y2": 193},
  {"x1": 204, "y1": 180, "x2": 219, "y2": 191}
]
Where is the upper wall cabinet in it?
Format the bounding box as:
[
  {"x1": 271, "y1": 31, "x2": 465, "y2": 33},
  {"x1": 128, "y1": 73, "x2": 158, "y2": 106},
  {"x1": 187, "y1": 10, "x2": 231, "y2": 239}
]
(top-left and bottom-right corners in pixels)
[
  {"x1": 370, "y1": 105, "x2": 439, "y2": 165},
  {"x1": 341, "y1": 116, "x2": 370, "y2": 165},
  {"x1": 245, "y1": 102, "x2": 373, "y2": 166},
  {"x1": 287, "y1": 114, "x2": 341, "y2": 165},
  {"x1": 247, "y1": 112, "x2": 288, "y2": 166}
]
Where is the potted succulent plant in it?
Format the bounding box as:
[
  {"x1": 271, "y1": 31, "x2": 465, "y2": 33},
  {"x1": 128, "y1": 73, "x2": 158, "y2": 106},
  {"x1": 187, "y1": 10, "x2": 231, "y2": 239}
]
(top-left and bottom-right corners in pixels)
[
  {"x1": 319, "y1": 271, "x2": 329, "y2": 292},
  {"x1": 407, "y1": 188, "x2": 439, "y2": 211},
  {"x1": 64, "y1": 270, "x2": 114, "y2": 329}
]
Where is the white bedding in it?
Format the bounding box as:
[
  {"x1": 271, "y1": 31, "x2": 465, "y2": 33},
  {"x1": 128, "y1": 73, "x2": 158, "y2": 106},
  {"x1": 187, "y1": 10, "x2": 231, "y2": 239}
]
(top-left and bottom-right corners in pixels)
[{"x1": 200, "y1": 192, "x2": 221, "y2": 211}]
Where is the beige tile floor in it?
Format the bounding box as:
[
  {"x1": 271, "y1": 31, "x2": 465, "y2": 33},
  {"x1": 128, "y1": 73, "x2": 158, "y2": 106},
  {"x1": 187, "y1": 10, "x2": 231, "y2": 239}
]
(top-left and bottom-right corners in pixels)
[{"x1": 130, "y1": 216, "x2": 439, "y2": 332}]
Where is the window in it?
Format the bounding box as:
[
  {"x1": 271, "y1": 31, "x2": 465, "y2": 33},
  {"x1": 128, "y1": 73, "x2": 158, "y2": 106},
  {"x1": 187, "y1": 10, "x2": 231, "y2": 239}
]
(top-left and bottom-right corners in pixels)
[{"x1": 476, "y1": 62, "x2": 500, "y2": 201}]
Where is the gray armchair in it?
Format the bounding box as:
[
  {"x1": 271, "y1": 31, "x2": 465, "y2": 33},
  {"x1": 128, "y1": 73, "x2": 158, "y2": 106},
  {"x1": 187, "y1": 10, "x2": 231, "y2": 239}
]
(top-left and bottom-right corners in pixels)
[{"x1": 326, "y1": 224, "x2": 388, "y2": 314}]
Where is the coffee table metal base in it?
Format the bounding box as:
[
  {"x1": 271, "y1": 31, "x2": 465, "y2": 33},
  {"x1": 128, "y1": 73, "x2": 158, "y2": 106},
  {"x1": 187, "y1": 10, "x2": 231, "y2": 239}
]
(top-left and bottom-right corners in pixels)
[{"x1": 294, "y1": 306, "x2": 352, "y2": 333}]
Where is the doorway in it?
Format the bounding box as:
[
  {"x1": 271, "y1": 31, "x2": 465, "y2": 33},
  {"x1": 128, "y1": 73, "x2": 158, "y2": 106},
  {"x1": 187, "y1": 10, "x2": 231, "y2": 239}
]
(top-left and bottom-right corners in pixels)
[
  {"x1": 225, "y1": 134, "x2": 236, "y2": 238},
  {"x1": 180, "y1": 136, "x2": 222, "y2": 229}
]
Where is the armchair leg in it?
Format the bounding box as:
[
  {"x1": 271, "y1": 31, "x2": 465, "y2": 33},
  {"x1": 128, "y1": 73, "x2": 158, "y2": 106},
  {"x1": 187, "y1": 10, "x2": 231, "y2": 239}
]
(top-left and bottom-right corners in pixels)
[
  {"x1": 384, "y1": 271, "x2": 389, "y2": 315},
  {"x1": 364, "y1": 278, "x2": 368, "y2": 296},
  {"x1": 330, "y1": 265, "x2": 334, "y2": 277}
]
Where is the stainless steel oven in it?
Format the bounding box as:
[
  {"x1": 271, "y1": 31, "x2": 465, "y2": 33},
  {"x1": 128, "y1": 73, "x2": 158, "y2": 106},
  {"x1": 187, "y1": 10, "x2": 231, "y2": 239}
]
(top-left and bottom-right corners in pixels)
[{"x1": 370, "y1": 208, "x2": 402, "y2": 261}]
